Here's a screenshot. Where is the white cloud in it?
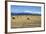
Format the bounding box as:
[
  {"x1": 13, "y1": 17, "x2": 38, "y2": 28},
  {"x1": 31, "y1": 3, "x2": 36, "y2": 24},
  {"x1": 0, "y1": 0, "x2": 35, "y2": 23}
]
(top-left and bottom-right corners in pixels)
[
  {"x1": 32, "y1": 11, "x2": 41, "y2": 14},
  {"x1": 24, "y1": 10, "x2": 32, "y2": 13},
  {"x1": 24, "y1": 10, "x2": 41, "y2": 14}
]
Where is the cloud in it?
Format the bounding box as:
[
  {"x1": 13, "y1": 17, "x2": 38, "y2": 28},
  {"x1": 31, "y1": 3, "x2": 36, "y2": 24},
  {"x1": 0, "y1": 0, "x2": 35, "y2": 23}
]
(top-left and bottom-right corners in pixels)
[
  {"x1": 24, "y1": 10, "x2": 41, "y2": 14},
  {"x1": 32, "y1": 11, "x2": 41, "y2": 14},
  {"x1": 24, "y1": 10, "x2": 32, "y2": 13}
]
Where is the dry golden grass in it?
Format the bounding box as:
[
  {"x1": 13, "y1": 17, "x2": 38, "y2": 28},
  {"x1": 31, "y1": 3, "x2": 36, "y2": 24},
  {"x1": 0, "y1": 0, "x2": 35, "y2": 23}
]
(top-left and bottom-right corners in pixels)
[{"x1": 11, "y1": 15, "x2": 41, "y2": 28}]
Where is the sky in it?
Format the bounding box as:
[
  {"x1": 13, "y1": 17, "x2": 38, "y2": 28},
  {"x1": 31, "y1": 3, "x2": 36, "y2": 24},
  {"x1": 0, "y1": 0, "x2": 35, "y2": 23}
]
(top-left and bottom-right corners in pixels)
[{"x1": 11, "y1": 5, "x2": 41, "y2": 14}]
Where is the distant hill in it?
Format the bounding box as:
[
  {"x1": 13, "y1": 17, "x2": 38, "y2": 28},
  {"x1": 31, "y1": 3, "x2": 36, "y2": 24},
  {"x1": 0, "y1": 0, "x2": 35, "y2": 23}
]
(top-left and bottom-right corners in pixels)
[{"x1": 11, "y1": 13, "x2": 41, "y2": 16}]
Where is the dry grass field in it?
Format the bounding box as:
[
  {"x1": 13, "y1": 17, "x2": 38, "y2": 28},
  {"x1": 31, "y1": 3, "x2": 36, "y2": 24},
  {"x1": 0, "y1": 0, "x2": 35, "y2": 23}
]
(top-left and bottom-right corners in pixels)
[{"x1": 11, "y1": 15, "x2": 41, "y2": 28}]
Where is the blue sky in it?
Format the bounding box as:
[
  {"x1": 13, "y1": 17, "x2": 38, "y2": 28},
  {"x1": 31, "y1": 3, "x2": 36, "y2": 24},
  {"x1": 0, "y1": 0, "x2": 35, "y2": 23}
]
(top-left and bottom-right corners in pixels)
[{"x1": 11, "y1": 5, "x2": 41, "y2": 14}]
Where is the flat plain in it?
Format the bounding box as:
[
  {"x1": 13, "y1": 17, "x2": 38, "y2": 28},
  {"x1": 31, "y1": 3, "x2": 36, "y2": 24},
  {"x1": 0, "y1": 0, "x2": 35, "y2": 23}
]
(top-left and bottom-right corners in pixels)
[{"x1": 11, "y1": 15, "x2": 41, "y2": 28}]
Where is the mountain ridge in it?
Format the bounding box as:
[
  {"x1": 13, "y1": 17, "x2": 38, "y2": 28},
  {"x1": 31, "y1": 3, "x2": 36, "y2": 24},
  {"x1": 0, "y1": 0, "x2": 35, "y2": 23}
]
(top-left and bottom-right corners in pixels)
[{"x1": 11, "y1": 13, "x2": 41, "y2": 16}]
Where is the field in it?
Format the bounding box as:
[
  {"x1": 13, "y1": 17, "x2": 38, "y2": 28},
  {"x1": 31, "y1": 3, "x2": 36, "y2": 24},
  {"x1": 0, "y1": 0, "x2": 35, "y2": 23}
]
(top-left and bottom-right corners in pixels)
[{"x1": 11, "y1": 15, "x2": 41, "y2": 28}]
